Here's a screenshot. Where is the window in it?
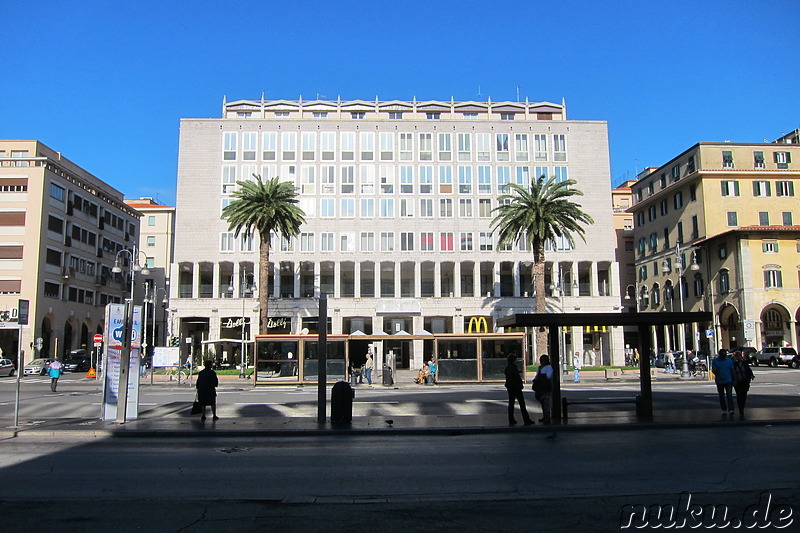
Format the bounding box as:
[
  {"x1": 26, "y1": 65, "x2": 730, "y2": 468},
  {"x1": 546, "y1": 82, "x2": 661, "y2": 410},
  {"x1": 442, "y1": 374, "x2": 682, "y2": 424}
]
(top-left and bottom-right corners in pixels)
[
  {"x1": 663, "y1": 227, "x2": 670, "y2": 249},
  {"x1": 360, "y1": 232, "x2": 374, "y2": 251},
  {"x1": 462, "y1": 112, "x2": 478, "y2": 120},
  {"x1": 478, "y1": 199, "x2": 492, "y2": 218},
  {"x1": 460, "y1": 232, "x2": 473, "y2": 251},
  {"x1": 496, "y1": 134, "x2": 509, "y2": 161},
  {"x1": 50, "y1": 183, "x2": 65, "y2": 202},
  {"x1": 301, "y1": 132, "x2": 316, "y2": 160},
  {"x1": 754, "y1": 151, "x2": 765, "y2": 169},
  {"x1": 440, "y1": 232, "x2": 454, "y2": 251},
  {"x1": 534, "y1": 134, "x2": 547, "y2": 161},
  {"x1": 419, "y1": 133, "x2": 432, "y2": 160},
  {"x1": 516, "y1": 166, "x2": 530, "y2": 185},
  {"x1": 147, "y1": 215, "x2": 156, "y2": 226},
  {"x1": 220, "y1": 232, "x2": 235, "y2": 251},
  {"x1": 439, "y1": 199, "x2": 453, "y2": 217},
  {"x1": 380, "y1": 166, "x2": 394, "y2": 193},
  {"x1": 459, "y1": 198, "x2": 473, "y2": 217},
  {"x1": 690, "y1": 184, "x2": 697, "y2": 201},
  {"x1": 381, "y1": 232, "x2": 394, "y2": 251},
  {"x1": 312, "y1": 111, "x2": 327, "y2": 119},
  {"x1": 687, "y1": 155, "x2": 696, "y2": 173},
  {"x1": 274, "y1": 112, "x2": 289, "y2": 118},
  {"x1": 476, "y1": 133, "x2": 491, "y2": 161},
  {"x1": 782, "y1": 211, "x2": 793, "y2": 226},
  {"x1": 45, "y1": 248, "x2": 62, "y2": 266},
  {"x1": 340, "y1": 233, "x2": 355, "y2": 252},
  {"x1": 360, "y1": 165, "x2": 375, "y2": 194},
  {"x1": 553, "y1": 134, "x2": 566, "y2": 161},
  {"x1": 341, "y1": 132, "x2": 355, "y2": 160},
  {"x1": 727, "y1": 212, "x2": 738, "y2": 226},
  {"x1": 677, "y1": 222, "x2": 684, "y2": 244},
  {"x1": 479, "y1": 232, "x2": 493, "y2": 251},
  {"x1": 419, "y1": 199, "x2": 433, "y2": 217},
  {"x1": 478, "y1": 166, "x2": 492, "y2": 193},
  {"x1": 776, "y1": 181, "x2": 795, "y2": 197},
  {"x1": 321, "y1": 166, "x2": 335, "y2": 194},
  {"x1": 648, "y1": 232, "x2": 658, "y2": 251},
  {"x1": 388, "y1": 112, "x2": 403, "y2": 120},
  {"x1": 426, "y1": 112, "x2": 440, "y2": 120},
  {"x1": 759, "y1": 212, "x2": 769, "y2": 226},
  {"x1": 297, "y1": 233, "x2": 313, "y2": 252},
  {"x1": 360, "y1": 198, "x2": 374, "y2": 217},
  {"x1": 223, "y1": 132, "x2": 237, "y2": 160},
  {"x1": 281, "y1": 132, "x2": 296, "y2": 160},
  {"x1": 514, "y1": 134, "x2": 528, "y2": 161},
  {"x1": 301, "y1": 166, "x2": 315, "y2": 194},
  {"x1": 721, "y1": 180, "x2": 739, "y2": 197},
  {"x1": 648, "y1": 205, "x2": 657, "y2": 222},
  {"x1": 380, "y1": 198, "x2": 394, "y2": 218},
  {"x1": 420, "y1": 232, "x2": 434, "y2": 251},
  {"x1": 400, "y1": 198, "x2": 414, "y2": 217},
  {"x1": 718, "y1": 244, "x2": 727, "y2": 259},
  {"x1": 359, "y1": 132, "x2": 374, "y2": 160},
  {"x1": 340, "y1": 198, "x2": 355, "y2": 217},
  {"x1": 762, "y1": 240, "x2": 779, "y2": 253},
  {"x1": 458, "y1": 166, "x2": 472, "y2": 193},
  {"x1": 691, "y1": 215, "x2": 699, "y2": 239},
  {"x1": 774, "y1": 151, "x2": 791, "y2": 169},
  {"x1": 722, "y1": 151, "x2": 734, "y2": 169},
  {"x1": 457, "y1": 133, "x2": 471, "y2": 161},
  {"x1": 146, "y1": 236, "x2": 155, "y2": 247},
  {"x1": 764, "y1": 269, "x2": 782, "y2": 288},
  {"x1": 47, "y1": 215, "x2": 64, "y2": 234},
  {"x1": 400, "y1": 232, "x2": 414, "y2": 251},
  {"x1": 439, "y1": 166, "x2": 453, "y2": 193},
  {"x1": 400, "y1": 166, "x2": 413, "y2": 193},
  {"x1": 419, "y1": 166, "x2": 433, "y2": 193},
  {"x1": 320, "y1": 132, "x2": 335, "y2": 160},
  {"x1": 753, "y1": 180, "x2": 771, "y2": 197},
  {"x1": 281, "y1": 235, "x2": 294, "y2": 252},
  {"x1": 673, "y1": 192, "x2": 683, "y2": 209},
  {"x1": 320, "y1": 198, "x2": 335, "y2": 218},
  {"x1": 243, "y1": 132, "x2": 257, "y2": 160},
  {"x1": 660, "y1": 174, "x2": 667, "y2": 189},
  {"x1": 379, "y1": 132, "x2": 394, "y2": 161},
  {"x1": 438, "y1": 133, "x2": 452, "y2": 161},
  {"x1": 399, "y1": 133, "x2": 413, "y2": 161},
  {"x1": 671, "y1": 165, "x2": 680, "y2": 181},
  {"x1": 497, "y1": 166, "x2": 511, "y2": 191},
  {"x1": 660, "y1": 199, "x2": 669, "y2": 216},
  {"x1": 321, "y1": 232, "x2": 334, "y2": 252},
  {"x1": 341, "y1": 166, "x2": 354, "y2": 193},
  {"x1": 351, "y1": 112, "x2": 365, "y2": 120},
  {"x1": 500, "y1": 112, "x2": 515, "y2": 120}
]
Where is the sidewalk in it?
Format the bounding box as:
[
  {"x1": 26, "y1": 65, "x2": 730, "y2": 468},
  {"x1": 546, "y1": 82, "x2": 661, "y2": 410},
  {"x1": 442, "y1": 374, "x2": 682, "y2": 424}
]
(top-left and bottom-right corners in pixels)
[{"x1": 3, "y1": 368, "x2": 798, "y2": 439}]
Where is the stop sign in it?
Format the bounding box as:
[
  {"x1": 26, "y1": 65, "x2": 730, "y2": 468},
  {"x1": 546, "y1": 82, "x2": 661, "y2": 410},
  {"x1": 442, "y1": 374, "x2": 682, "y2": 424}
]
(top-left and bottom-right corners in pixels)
[{"x1": 93, "y1": 334, "x2": 103, "y2": 345}]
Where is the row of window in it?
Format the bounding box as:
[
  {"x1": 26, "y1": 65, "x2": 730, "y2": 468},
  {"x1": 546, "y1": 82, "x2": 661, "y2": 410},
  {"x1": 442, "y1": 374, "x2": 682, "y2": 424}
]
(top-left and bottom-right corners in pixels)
[
  {"x1": 222, "y1": 132, "x2": 567, "y2": 163},
  {"x1": 235, "y1": 110, "x2": 552, "y2": 121},
  {"x1": 49, "y1": 182, "x2": 134, "y2": 236},
  {"x1": 720, "y1": 179, "x2": 795, "y2": 197},
  {"x1": 219, "y1": 231, "x2": 574, "y2": 254},
  {"x1": 721, "y1": 150, "x2": 792, "y2": 170},
  {"x1": 42, "y1": 280, "x2": 123, "y2": 306},
  {"x1": 222, "y1": 164, "x2": 569, "y2": 197}
]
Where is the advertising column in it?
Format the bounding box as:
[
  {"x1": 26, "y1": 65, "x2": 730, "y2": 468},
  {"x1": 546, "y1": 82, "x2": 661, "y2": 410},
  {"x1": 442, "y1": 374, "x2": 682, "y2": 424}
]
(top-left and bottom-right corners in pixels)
[{"x1": 101, "y1": 303, "x2": 142, "y2": 421}]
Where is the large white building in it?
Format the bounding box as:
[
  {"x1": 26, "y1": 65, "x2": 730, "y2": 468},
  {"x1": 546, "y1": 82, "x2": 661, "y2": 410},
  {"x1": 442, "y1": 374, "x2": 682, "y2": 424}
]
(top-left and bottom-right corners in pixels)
[{"x1": 172, "y1": 98, "x2": 622, "y2": 374}]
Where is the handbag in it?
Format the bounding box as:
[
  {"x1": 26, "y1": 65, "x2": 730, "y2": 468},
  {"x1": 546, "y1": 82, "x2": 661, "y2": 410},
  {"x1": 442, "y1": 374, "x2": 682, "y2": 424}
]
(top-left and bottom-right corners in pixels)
[{"x1": 191, "y1": 393, "x2": 202, "y2": 415}]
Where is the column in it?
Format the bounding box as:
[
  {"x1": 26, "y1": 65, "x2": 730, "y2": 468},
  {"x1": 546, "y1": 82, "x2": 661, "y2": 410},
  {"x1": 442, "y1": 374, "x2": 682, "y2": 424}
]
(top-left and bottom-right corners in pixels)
[
  {"x1": 334, "y1": 262, "x2": 341, "y2": 298},
  {"x1": 394, "y1": 261, "x2": 401, "y2": 298},
  {"x1": 374, "y1": 264, "x2": 380, "y2": 298},
  {"x1": 273, "y1": 264, "x2": 280, "y2": 299},
  {"x1": 790, "y1": 320, "x2": 798, "y2": 350},
  {"x1": 192, "y1": 263, "x2": 200, "y2": 299},
  {"x1": 414, "y1": 262, "x2": 422, "y2": 297},
  {"x1": 293, "y1": 263, "x2": 300, "y2": 298},
  {"x1": 354, "y1": 262, "x2": 361, "y2": 298},
  {"x1": 691, "y1": 322, "x2": 700, "y2": 352},
  {"x1": 212, "y1": 263, "x2": 220, "y2": 299},
  {"x1": 473, "y1": 262, "x2": 480, "y2": 297},
  {"x1": 232, "y1": 262, "x2": 241, "y2": 298},
  {"x1": 590, "y1": 262, "x2": 598, "y2": 297},
  {"x1": 454, "y1": 261, "x2": 462, "y2": 297},
  {"x1": 169, "y1": 263, "x2": 179, "y2": 299},
  {"x1": 610, "y1": 262, "x2": 620, "y2": 298},
  {"x1": 513, "y1": 262, "x2": 521, "y2": 297},
  {"x1": 434, "y1": 262, "x2": 441, "y2": 297},
  {"x1": 313, "y1": 262, "x2": 320, "y2": 298},
  {"x1": 571, "y1": 263, "x2": 579, "y2": 297},
  {"x1": 492, "y1": 261, "x2": 500, "y2": 297}
]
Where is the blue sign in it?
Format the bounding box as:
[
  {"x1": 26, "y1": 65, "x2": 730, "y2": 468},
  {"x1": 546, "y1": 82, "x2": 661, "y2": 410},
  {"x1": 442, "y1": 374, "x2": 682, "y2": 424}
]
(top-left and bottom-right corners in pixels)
[{"x1": 112, "y1": 327, "x2": 124, "y2": 343}]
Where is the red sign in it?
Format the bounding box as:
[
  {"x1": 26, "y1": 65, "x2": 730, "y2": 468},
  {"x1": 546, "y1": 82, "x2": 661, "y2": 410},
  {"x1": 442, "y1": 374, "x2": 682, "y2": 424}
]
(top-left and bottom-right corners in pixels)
[{"x1": 93, "y1": 334, "x2": 103, "y2": 344}]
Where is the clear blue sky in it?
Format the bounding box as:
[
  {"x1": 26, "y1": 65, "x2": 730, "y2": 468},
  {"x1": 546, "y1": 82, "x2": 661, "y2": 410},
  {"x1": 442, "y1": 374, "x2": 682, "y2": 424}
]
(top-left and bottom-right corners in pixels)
[{"x1": 3, "y1": 1, "x2": 799, "y2": 206}]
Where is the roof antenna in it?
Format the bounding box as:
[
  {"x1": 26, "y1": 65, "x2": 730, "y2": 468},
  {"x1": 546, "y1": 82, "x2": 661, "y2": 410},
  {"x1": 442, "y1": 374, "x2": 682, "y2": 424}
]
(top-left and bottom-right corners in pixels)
[
  {"x1": 477, "y1": 85, "x2": 481, "y2": 99},
  {"x1": 516, "y1": 85, "x2": 521, "y2": 102}
]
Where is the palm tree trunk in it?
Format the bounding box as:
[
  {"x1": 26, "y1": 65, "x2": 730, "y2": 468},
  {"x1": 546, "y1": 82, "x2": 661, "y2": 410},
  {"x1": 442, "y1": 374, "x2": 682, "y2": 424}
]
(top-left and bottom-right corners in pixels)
[
  {"x1": 533, "y1": 241, "x2": 548, "y2": 360},
  {"x1": 258, "y1": 235, "x2": 271, "y2": 335}
]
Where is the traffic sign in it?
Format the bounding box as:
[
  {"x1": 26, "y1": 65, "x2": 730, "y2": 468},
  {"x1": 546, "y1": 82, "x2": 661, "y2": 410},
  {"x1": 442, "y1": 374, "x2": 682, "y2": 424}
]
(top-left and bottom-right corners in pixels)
[
  {"x1": 34, "y1": 337, "x2": 43, "y2": 350},
  {"x1": 94, "y1": 333, "x2": 103, "y2": 347}
]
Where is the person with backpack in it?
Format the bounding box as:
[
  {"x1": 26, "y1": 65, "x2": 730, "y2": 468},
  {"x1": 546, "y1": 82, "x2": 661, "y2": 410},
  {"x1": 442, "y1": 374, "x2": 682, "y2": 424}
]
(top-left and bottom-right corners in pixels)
[
  {"x1": 732, "y1": 350, "x2": 755, "y2": 416},
  {"x1": 532, "y1": 354, "x2": 554, "y2": 424}
]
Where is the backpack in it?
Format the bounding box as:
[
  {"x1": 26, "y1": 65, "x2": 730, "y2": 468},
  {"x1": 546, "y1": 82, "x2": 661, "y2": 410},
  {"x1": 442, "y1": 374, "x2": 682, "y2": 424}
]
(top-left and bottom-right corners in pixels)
[{"x1": 532, "y1": 369, "x2": 552, "y2": 399}]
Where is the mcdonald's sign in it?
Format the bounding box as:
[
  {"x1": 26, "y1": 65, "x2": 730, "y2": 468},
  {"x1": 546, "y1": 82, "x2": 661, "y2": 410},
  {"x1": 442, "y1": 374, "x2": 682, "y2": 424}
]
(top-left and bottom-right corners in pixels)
[{"x1": 467, "y1": 316, "x2": 489, "y2": 334}]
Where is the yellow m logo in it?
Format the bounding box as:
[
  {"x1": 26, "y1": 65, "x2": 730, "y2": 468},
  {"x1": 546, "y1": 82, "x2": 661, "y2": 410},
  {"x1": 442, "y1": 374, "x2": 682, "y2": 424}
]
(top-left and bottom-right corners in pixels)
[{"x1": 467, "y1": 316, "x2": 489, "y2": 334}]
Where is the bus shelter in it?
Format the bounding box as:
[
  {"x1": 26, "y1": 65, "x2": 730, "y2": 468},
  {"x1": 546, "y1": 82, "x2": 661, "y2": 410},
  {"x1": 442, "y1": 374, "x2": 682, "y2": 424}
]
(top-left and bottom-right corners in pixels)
[
  {"x1": 497, "y1": 311, "x2": 712, "y2": 421},
  {"x1": 253, "y1": 332, "x2": 527, "y2": 386}
]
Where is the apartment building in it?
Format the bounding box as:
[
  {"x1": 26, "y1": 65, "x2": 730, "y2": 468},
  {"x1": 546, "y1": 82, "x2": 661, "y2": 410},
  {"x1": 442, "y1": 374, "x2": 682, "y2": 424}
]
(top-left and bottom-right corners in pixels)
[
  {"x1": 630, "y1": 141, "x2": 800, "y2": 353},
  {"x1": 124, "y1": 197, "x2": 175, "y2": 348},
  {"x1": 172, "y1": 98, "x2": 622, "y2": 374},
  {"x1": 612, "y1": 180, "x2": 638, "y2": 355},
  {"x1": 0, "y1": 141, "x2": 141, "y2": 364}
]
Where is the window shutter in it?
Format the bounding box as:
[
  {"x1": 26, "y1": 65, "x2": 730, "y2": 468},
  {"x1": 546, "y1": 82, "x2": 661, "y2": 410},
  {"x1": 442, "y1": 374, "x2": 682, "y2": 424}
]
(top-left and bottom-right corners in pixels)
[
  {"x1": 787, "y1": 152, "x2": 792, "y2": 163},
  {"x1": 790, "y1": 182, "x2": 795, "y2": 196},
  {"x1": 753, "y1": 182, "x2": 758, "y2": 196},
  {"x1": 766, "y1": 182, "x2": 771, "y2": 196},
  {"x1": 774, "y1": 152, "x2": 779, "y2": 163},
  {"x1": 734, "y1": 181, "x2": 740, "y2": 196},
  {"x1": 764, "y1": 271, "x2": 769, "y2": 286}
]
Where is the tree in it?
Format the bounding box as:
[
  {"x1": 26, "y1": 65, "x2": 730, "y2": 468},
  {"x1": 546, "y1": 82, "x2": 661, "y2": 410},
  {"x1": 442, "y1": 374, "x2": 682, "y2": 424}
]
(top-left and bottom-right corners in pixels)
[
  {"x1": 491, "y1": 176, "x2": 594, "y2": 358},
  {"x1": 222, "y1": 175, "x2": 305, "y2": 334}
]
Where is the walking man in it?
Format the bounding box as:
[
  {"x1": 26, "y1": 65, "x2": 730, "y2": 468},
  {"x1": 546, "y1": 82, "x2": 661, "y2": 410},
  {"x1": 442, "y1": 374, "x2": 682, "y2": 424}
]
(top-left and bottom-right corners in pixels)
[
  {"x1": 504, "y1": 354, "x2": 534, "y2": 426},
  {"x1": 364, "y1": 352, "x2": 374, "y2": 386},
  {"x1": 48, "y1": 359, "x2": 64, "y2": 392},
  {"x1": 572, "y1": 351, "x2": 582, "y2": 383},
  {"x1": 712, "y1": 349, "x2": 735, "y2": 415}
]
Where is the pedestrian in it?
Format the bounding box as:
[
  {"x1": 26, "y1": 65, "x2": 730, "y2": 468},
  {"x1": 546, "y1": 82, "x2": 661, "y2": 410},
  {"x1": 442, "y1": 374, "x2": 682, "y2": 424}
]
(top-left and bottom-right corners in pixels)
[
  {"x1": 732, "y1": 350, "x2": 755, "y2": 416},
  {"x1": 634, "y1": 348, "x2": 640, "y2": 366},
  {"x1": 427, "y1": 359, "x2": 437, "y2": 384},
  {"x1": 504, "y1": 354, "x2": 533, "y2": 426},
  {"x1": 195, "y1": 359, "x2": 219, "y2": 421},
  {"x1": 572, "y1": 351, "x2": 582, "y2": 383},
  {"x1": 364, "y1": 352, "x2": 374, "y2": 386},
  {"x1": 664, "y1": 350, "x2": 676, "y2": 374},
  {"x1": 532, "y1": 354, "x2": 554, "y2": 424},
  {"x1": 711, "y1": 349, "x2": 735, "y2": 415},
  {"x1": 48, "y1": 359, "x2": 64, "y2": 392}
]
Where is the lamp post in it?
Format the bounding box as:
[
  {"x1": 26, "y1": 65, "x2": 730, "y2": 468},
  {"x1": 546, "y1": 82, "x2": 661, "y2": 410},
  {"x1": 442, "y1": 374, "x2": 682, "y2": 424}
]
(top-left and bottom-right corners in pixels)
[
  {"x1": 230, "y1": 269, "x2": 255, "y2": 379},
  {"x1": 146, "y1": 285, "x2": 168, "y2": 385},
  {"x1": 110, "y1": 245, "x2": 149, "y2": 423},
  {"x1": 662, "y1": 244, "x2": 699, "y2": 377},
  {"x1": 551, "y1": 269, "x2": 578, "y2": 374}
]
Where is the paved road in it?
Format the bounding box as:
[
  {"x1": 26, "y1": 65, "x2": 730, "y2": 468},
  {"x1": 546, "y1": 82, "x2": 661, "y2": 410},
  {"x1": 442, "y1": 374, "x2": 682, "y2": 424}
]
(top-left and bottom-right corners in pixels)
[{"x1": 1, "y1": 425, "x2": 798, "y2": 532}]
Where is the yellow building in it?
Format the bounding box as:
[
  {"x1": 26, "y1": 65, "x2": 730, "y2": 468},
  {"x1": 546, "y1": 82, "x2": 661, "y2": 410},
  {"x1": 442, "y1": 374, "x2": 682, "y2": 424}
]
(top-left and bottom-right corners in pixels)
[{"x1": 630, "y1": 141, "x2": 799, "y2": 354}]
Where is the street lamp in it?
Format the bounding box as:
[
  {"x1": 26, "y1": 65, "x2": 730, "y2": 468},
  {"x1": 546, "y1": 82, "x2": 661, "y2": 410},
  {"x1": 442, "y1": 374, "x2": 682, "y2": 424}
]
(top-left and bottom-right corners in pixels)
[
  {"x1": 662, "y1": 244, "x2": 699, "y2": 377},
  {"x1": 145, "y1": 284, "x2": 168, "y2": 385},
  {"x1": 229, "y1": 269, "x2": 256, "y2": 379},
  {"x1": 550, "y1": 269, "x2": 578, "y2": 373},
  {"x1": 110, "y1": 245, "x2": 149, "y2": 423}
]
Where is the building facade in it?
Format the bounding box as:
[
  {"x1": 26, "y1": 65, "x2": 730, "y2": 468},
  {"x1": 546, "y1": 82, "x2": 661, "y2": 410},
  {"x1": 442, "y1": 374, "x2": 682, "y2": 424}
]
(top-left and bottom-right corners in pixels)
[
  {"x1": 630, "y1": 141, "x2": 800, "y2": 354},
  {"x1": 124, "y1": 197, "x2": 175, "y2": 349},
  {"x1": 172, "y1": 98, "x2": 622, "y2": 370},
  {"x1": 0, "y1": 140, "x2": 141, "y2": 364},
  {"x1": 612, "y1": 180, "x2": 638, "y2": 358}
]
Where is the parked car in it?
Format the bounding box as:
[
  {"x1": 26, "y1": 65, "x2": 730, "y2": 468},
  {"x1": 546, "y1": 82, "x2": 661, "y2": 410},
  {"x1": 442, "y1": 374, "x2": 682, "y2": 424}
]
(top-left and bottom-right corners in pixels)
[
  {"x1": 64, "y1": 350, "x2": 91, "y2": 372},
  {"x1": 0, "y1": 358, "x2": 16, "y2": 377},
  {"x1": 24, "y1": 358, "x2": 55, "y2": 376},
  {"x1": 752, "y1": 347, "x2": 798, "y2": 367},
  {"x1": 731, "y1": 346, "x2": 758, "y2": 364}
]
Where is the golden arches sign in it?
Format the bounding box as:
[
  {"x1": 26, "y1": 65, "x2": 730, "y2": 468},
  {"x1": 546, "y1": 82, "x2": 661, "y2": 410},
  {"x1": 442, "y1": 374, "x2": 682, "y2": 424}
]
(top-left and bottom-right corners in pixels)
[{"x1": 467, "y1": 316, "x2": 489, "y2": 334}]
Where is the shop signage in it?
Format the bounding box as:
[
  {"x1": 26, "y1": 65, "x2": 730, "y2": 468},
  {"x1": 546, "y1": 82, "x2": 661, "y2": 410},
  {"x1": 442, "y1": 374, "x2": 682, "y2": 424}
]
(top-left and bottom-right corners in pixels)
[{"x1": 222, "y1": 317, "x2": 250, "y2": 329}]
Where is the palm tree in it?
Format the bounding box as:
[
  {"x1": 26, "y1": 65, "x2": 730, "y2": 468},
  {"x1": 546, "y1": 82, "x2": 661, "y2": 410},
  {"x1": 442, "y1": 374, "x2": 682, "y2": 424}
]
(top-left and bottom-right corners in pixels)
[
  {"x1": 491, "y1": 176, "x2": 594, "y2": 358},
  {"x1": 222, "y1": 174, "x2": 305, "y2": 334}
]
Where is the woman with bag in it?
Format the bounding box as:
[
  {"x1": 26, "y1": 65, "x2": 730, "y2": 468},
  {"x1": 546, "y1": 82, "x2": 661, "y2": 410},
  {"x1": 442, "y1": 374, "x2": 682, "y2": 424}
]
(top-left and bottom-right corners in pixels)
[
  {"x1": 532, "y1": 354, "x2": 554, "y2": 424},
  {"x1": 732, "y1": 350, "x2": 755, "y2": 417}
]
